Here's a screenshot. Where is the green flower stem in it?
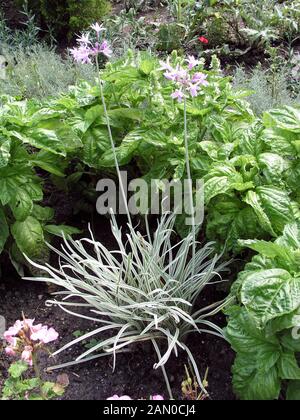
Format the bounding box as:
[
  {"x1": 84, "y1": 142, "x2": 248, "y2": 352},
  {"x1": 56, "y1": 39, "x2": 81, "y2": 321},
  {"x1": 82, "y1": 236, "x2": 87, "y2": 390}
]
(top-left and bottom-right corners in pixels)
[
  {"x1": 95, "y1": 55, "x2": 132, "y2": 225},
  {"x1": 32, "y1": 352, "x2": 45, "y2": 399},
  {"x1": 184, "y1": 96, "x2": 196, "y2": 277}
]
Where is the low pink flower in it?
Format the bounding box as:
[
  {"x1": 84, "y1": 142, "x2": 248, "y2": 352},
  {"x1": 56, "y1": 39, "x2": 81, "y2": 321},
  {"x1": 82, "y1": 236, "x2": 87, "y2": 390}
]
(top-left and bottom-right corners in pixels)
[
  {"x1": 4, "y1": 320, "x2": 23, "y2": 341},
  {"x1": 152, "y1": 395, "x2": 164, "y2": 400},
  {"x1": 31, "y1": 327, "x2": 59, "y2": 344},
  {"x1": 5, "y1": 346, "x2": 16, "y2": 357},
  {"x1": 107, "y1": 395, "x2": 132, "y2": 400},
  {"x1": 21, "y1": 346, "x2": 33, "y2": 366}
]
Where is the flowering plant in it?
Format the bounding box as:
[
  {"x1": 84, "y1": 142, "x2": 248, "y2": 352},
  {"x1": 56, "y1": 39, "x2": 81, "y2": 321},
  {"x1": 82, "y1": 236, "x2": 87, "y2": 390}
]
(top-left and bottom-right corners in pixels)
[
  {"x1": 4, "y1": 318, "x2": 58, "y2": 366},
  {"x1": 107, "y1": 395, "x2": 164, "y2": 400},
  {"x1": 2, "y1": 317, "x2": 64, "y2": 400},
  {"x1": 70, "y1": 23, "x2": 112, "y2": 64},
  {"x1": 160, "y1": 55, "x2": 208, "y2": 103}
]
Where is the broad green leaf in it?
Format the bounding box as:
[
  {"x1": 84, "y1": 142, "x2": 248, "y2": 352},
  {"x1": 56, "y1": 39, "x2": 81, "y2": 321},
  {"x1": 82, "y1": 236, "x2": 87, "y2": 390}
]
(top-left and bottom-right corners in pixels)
[
  {"x1": 257, "y1": 186, "x2": 295, "y2": 235},
  {"x1": 8, "y1": 361, "x2": 28, "y2": 379},
  {"x1": 0, "y1": 139, "x2": 11, "y2": 168},
  {"x1": 82, "y1": 128, "x2": 110, "y2": 168},
  {"x1": 12, "y1": 129, "x2": 66, "y2": 156},
  {"x1": 0, "y1": 208, "x2": 9, "y2": 254},
  {"x1": 264, "y1": 107, "x2": 300, "y2": 134},
  {"x1": 225, "y1": 306, "x2": 280, "y2": 355},
  {"x1": 11, "y1": 216, "x2": 45, "y2": 258},
  {"x1": 277, "y1": 222, "x2": 300, "y2": 250},
  {"x1": 32, "y1": 205, "x2": 55, "y2": 222},
  {"x1": 244, "y1": 190, "x2": 276, "y2": 236},
  {"x1": 232, "y1": 354, "x2": 281, "y2": 401},
  {"x1": 10, "y1": 189, "x2": 33, "y2": 221},
  {"x1": 44, "y1": 225, "x2": 81, "y2": 238},
  {"x1": 240, "y1": 269, "x2": 300, "y2": 326},
  {"x1": 238, "y1": 239, "x2": 295, "y2": 268},
  {"x1": 278, "y1": 352, "x2": 300, "y2": 380},
  {"x1": 258, "y1": 153, "x2": 290, "y2": 183},
  {"x1": 287, "y1": 381, "x2": 300, "y2": 400}
]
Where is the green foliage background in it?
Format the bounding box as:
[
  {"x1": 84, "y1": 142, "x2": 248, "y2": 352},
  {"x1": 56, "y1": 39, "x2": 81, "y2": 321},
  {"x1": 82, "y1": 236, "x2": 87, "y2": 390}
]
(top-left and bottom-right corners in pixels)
[{"x1": 15, "y1": 0, "x2": 111, "y2": 38}]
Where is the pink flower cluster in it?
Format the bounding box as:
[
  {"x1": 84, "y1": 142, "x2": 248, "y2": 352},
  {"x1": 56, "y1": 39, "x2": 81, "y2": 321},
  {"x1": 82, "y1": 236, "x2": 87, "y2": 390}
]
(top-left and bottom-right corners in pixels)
[
  {"x1": 160, "y1": 56, "x2": 208, "y2": 103},
  {"x1": 70, "y1": 23, "x2": 112, "y2": 64},
  {"x1": 4, "y1": 319, "x2": 58, "y2": 366},
  {"x1": 107, "y1": 395, "x2": 164, "y2": 400}
]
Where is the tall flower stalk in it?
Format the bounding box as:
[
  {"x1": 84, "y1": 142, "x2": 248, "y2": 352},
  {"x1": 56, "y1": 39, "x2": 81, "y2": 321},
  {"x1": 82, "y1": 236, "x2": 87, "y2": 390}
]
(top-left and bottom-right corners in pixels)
[
  {"x1": 70, "y1": 25, "x2": 132, "y2": 224},
  {"x1": 159, "y1": 55, "x2": 208, "y2": 276}
]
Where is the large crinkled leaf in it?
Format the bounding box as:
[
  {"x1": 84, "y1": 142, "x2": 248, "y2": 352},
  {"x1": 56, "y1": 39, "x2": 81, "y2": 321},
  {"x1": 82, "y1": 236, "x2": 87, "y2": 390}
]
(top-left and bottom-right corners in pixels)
[
  {"x1": 243, "y1": 190, "x2": 276, "y2": 236},
  {"x1": 258, "y1": 152, "x2": 290, "y2": 184},
  {"x1": 240, "y1": 269, "x2": 300, "y2": 327},
  {"x1": 13, "y1": 128, "x2": 64, "y2": 155},
  {"x1": 11, "y1": 216, "x2": 45, "y2": 258},
  {"x1": 100, "y1": 129, "x2": 143, "y2": 167},
  {"x1": 232, "y1": 354, "x2": 281, "y2": 401},
  {"x1": 9, "y1": 189, "x2": 33, "y2": 222},
  {"x1": 263, "y1": 127, "x2": 296, "y2": 156},
  {"x1": 264, "y1": 107, "x2": 300, "y2": 134},
  {"x1": 0, "y1": 166, "x2": 42, "y2": 206},
  {"x1": 204, "y1": 164, "x2": 253, "y2": 204},
  {"x1": 225, "y1": 307, "x2": 281, "y2": 400},
  {"x1": 277, "y1": 222, "x2": 300, "y2": 250},
  {"x1": 225, "y1": 307, "x2": 280, "y2": 355},
  {"x1": 287, "y1": 381, "x2": 300, "y2": 400},
  {"x1": 81, "y1": 128, "x2": 110, "y2": 168},
  {"x1": 257, "y1": 186, "x2": 295, "y2": 235},
  {"x1": 0, "y1": 208, "x2": 9, "y2": 254},
  {"x1": 278, "y1": 352, "x2": 300, "y2": 380},
  {"x1": 238, "y1": 239, "x2": 295, "y2": 270},
  {"x1": 0, "y1": 138, "x2": 11, "y2": 168}
]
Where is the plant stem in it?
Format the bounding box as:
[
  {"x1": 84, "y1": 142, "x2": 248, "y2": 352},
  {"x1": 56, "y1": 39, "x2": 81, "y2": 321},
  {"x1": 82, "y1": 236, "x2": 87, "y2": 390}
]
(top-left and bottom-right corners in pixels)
[
  {"x1": 95, "y1": 56, "x2": 132, "y2": 225},
  {"x1": 178, "y1": 0, "x2": 182, "y2": 22},
  {"x1": 32, "y1": 352, "x2": 45, "y2": 399},
  {"x1": 184, "y1": 96, "x2": 196, "y2": 277}
]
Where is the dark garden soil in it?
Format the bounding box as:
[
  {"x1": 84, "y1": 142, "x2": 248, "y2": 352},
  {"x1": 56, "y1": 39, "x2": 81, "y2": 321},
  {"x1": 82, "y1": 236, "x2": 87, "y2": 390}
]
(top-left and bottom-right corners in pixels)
[{"x1": 0, "y1": 212, "x2": 236, "y2": 401}]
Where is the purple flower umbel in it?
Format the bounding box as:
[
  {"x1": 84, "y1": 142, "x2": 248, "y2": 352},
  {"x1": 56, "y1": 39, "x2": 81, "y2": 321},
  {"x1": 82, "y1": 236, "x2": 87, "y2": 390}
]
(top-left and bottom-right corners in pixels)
[
  {"x1": 70, "y1": 23, "x2": 112, "y2": 64},
  {"x1": 160, "y1": 56, "x2": 208, "y2": 102}
]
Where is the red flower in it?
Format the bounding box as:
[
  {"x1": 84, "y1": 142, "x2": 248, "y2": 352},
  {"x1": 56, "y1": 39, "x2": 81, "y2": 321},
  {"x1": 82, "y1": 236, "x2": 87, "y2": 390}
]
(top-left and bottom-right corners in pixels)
[{"x1": 199, "y1": 36, "x2": 209, "y2": 45}]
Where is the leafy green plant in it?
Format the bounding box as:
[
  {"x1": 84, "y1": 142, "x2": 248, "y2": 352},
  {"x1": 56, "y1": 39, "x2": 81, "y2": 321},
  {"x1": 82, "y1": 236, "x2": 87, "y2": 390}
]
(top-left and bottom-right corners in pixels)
[
  {"x1": 2, "y1": 361, "x2": 66, "y2": 400},
  {"x1": 0, "y1": 96, "x2": 80, "y2": 273},
  {"x1": 16, "y1": 0, "x2": 111, "y2": 39},
  {"x1": 4, "y1": 50, "x2": 297, "y2": 255},
  {"x1": 105, "y1": 9, "x2": 156, "y2": 55},
  {"x1": 0, "y1": 5, "x2": 40, "y2": 49},
  {"x1": 2, "y1": 318, "x2": 67, "y2": 400},
  {"x1": 226, "y1": 221, "x2": 300, "y2": 400},
  {"x1": 233, "y1": 64, "x2": 300, "y2": 115},
  {"x1": 0, "y1": 44, "x2": 97, "y2": 100},
  {"x1": 25, "y1": 32, "x2": 232, "y2": 400},
  {"x1": 186, "y1": 0, "x2": 300, "y2": 57}
]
